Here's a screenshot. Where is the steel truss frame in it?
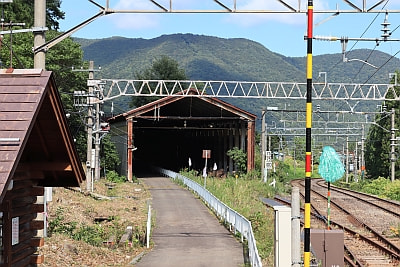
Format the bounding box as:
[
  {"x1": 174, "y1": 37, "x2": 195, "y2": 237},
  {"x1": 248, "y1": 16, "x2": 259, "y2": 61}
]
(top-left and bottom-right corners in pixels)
[
  {"x1": 263, "y1": 108, "x2": 388, "y2": 139},
  {"x1": 89, "y1": 0, "x2": 400, "y2": 14},
  {"x1": 91, "y1": 79, "x2": 399, "y2": 102}
]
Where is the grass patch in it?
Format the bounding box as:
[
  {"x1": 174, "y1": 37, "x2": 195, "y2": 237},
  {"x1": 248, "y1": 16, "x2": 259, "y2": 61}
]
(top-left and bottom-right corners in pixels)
[{"x1": 337, "y1": 176, "x2": 400, "y2": 201}]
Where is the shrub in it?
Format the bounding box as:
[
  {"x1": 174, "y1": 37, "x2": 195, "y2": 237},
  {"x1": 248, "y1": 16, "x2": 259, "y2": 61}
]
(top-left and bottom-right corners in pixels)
[
  {"x1": 361, "y1": 177, "x2": 391, "y2": 196},
  {"x1": 106, "y1": 170, "x2": 126, "y2": 183},
  {"x1": 226, "y1": 147, "x2": 247, "y2": 173},
  {"x1": 381, "y1": 180, "x2": 400, "y2": 201},
  {"x1": 48, "y1": 207, "x2": 77, "y2": 236},
  {"x1": 73, "y1": 224, "x2": 105, "y2": 246}
]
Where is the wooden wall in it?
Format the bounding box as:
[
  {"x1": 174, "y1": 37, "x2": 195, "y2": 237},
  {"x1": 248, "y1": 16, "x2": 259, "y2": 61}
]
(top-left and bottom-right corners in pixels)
[{"x1": 0, "y1": 173, "x2": 45, "y2": 267}]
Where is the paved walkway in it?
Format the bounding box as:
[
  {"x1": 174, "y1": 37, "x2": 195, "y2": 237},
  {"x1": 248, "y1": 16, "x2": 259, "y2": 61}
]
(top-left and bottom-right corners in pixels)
[{"x1": 136, "y1": 176, "x2": 245, "y2": 267}]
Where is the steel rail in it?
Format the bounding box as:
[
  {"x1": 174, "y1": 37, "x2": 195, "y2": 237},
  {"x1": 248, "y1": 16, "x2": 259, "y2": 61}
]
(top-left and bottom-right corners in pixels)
[
  {"x1": 288, "y1": 180, "x2": 400, "y2": 263},
  {"x1": 309, "y1": 182, "x2": 400, "y2": 257},
  {"x1": 273, "y1": 195, "x2": 363, "y2": 266},
  {"x1": 291, "y1": 179, "x2": 400, "y2": 261},
  {"x1": 316, "y1": 179, "x2": 400, "y2": 220}
]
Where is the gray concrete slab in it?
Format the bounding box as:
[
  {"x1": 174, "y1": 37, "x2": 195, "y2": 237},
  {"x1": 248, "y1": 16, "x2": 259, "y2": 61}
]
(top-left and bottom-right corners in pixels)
[{"x1": 136, "y1": 176, "x2": 245, "y2": 267}]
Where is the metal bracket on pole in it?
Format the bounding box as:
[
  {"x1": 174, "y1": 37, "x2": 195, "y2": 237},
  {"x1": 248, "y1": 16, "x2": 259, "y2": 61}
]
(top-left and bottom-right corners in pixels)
[{"x1": 33, "y1": 10, "x2": 107, "y2": 54}]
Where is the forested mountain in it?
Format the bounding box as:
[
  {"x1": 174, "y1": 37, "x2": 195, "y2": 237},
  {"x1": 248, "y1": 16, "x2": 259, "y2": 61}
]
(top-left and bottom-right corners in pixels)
[
  {"x1": 76, "y1": 33, "x2": 400, "y2": 83},
  {"x1": 75, "y1": 34, "x2": 400, "y2": 118}
]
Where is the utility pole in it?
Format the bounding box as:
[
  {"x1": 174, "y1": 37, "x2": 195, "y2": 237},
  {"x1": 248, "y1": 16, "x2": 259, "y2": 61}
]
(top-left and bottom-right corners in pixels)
[
  {"x1": 354, "y1": 139, "x2": 358, "y2": 182},
  {"x1": 73, "y1": 61, "x2": 103, "y2": 190},
  {"x1": 261, "y1": 109, "x2": 266, "y2": 182},
  {"x1": 33, "y1": 0, "x2": 45, "y2": 69},
  {"x1": 361, "y1": 125, "x2": 365, "y2": 180},
  {"x1": 346, "y1": 136, "x2": 349, "y2": 183},
  {"x1": 94, "y1": 95, "x2": 101, "y2": 182},
  {"x1": 391, "y1": 108, "x2": 396, "y2": 182},
  {"x1": 86, "y1": 61, "x2": 95, "y2": 191}
]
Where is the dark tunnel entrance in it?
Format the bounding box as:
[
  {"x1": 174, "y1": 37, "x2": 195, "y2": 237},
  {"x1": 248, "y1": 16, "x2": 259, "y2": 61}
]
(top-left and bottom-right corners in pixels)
[{"x1": 134, "y1": 120, "x2": 238, "y2": 173}]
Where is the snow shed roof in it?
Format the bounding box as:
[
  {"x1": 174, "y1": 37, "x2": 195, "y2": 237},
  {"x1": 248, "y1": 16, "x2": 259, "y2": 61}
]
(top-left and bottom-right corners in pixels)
[{"x1": 0, "y1": 69, "x2": 85, "y2": 201}]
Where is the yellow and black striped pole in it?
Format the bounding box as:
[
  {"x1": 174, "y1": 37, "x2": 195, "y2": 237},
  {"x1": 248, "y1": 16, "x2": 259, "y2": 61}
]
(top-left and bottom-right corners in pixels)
[{"x1": 304, "y1": 1, "x2": 313, "y2": 267}]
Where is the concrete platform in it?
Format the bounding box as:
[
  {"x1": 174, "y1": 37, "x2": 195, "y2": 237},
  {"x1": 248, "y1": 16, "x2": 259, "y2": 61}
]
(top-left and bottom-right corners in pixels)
[{"x1": 136, "y1": 176, "x2": 245, "y2": 267}]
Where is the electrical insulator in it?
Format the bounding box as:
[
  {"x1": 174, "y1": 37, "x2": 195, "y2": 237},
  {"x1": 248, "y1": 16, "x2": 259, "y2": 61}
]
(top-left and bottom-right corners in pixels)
[
  {"x1": 100, "y1": 122, "x2": 110, "y2": 131},
  {"x1": 381, "y1": 12, "x2": 391, "y2": 41}
]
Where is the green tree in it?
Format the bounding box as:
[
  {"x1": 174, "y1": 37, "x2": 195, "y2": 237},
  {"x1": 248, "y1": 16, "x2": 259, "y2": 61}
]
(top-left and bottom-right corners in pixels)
[
  {"x1": 293, "y1": 136, "x2": 306, "y2": 161},
  {"x1": 0, "y1": 2, "x2": 102, "y2": 164},
  {"x1": 101, "y1": 135, "x2": 121, "y2": 172},
  {"x1": 365, "y1": 70, "x2": 400, "y2": 179},
  {"x1": 130, "y1": 55, "x2": 187, "y2": 107},
  {"x1": 227, "y1": 147, "x2": 247, "y2": 174},
  {"x1": 0, "y1": 0, "x2": 64, "y2": 29}
]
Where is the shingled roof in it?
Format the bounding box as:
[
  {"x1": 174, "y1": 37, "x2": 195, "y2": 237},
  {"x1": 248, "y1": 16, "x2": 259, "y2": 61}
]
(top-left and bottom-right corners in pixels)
[{"x1": 0, "y1": 69, "x2": 85, "y2": 201}]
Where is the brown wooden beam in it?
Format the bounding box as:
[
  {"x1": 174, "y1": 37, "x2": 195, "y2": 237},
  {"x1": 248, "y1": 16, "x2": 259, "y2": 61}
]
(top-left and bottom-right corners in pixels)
[
  {"x1": 247, "y1": 120, "x2": 255, "y2": 171},
  {"x1": 30, "y1": 254, "x2": 44, "y2": 264},
  {"x1": 127, "y1": 118, "x2": 133, "y2": 182},
  {"x1": 16, "y1": 162, "x2": 72, "y2": 172},
  {"x1": 13, "y1": 170, "x2": 45, "y2": 180},
  {"x1": 30, "y1": 237, "x2": 44, "y2": 247},
  {"x1": 30, "y1": 220, "x2": 44, "y2": 231}
]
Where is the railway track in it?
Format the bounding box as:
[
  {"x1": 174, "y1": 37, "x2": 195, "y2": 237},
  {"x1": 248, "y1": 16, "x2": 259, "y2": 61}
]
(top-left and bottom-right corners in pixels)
[{"x1": 275, "y1": 179, "x2": 400, "y2": 267}]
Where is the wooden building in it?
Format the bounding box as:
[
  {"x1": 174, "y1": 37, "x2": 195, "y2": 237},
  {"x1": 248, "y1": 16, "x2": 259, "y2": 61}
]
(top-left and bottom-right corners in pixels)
[
  {"x1": 108, "y1": 90, "x2": 256, "y2": 181},
  {"x1": 0, "y1": 69, "x2": 85, "y2": 266}
]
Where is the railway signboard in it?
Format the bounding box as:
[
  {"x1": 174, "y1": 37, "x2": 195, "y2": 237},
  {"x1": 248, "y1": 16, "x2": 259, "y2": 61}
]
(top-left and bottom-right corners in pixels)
[
  {"x1": 202, "y1": 150, "x2": 211, "y2": 159},
  {"x1": 266, "y1": 151, "x2": 272, "y2": 170}
]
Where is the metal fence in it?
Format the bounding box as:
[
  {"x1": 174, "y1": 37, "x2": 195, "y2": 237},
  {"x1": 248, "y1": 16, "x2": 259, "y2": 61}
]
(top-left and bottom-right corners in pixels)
[{"x1": 155, "y1": 167, "x2": 262, "y2": 267}]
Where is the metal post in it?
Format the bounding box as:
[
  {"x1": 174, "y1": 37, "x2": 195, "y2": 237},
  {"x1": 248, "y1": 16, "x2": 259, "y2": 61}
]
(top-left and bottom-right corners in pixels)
[
  {"x1": 291, "y1": 187, "x2": 301, "y2": 267},
  {"x1": 361, "y1": 125, "x2": 365, "y2": 180},
  {"x1": 94, "y1": 96, "x2": 101, "y2": 181},
  {"x1": 262, "y1": 109, "x2": 267, "y2": 182},
  {"x1": 86, "y1": 61, "x2": 94, "y2": 191},
  {"x1": 346, "y1": 136, "x2": 349, "y2": 183},
  {"x1": 342, "y1": 143, "x2": 345, "y2": 165},
  {"x1": 304, "y1": 1, "x2": 314, "y2": 266},
  {"x1": 293, "y1": 146, "x2": 296, "y2": 176},
  {"x1": 146, "y1": 203, "x2": 151, "y2": 248},
  {"x1": 204, "y1": 151, "x2": 208, "y2": 188},
  {"x1": 354, "y1": 139, "x2": 358, "y2": 182},
  {"x1": 391, "y1": 108, "x2": 396, "y2": 182},
  {"x1": 34, "y1": 0, "x2": 46, "y2": 69}
]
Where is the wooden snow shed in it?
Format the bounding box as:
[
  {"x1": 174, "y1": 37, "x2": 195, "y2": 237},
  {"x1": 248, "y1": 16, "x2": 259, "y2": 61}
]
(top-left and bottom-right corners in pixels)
[
  {"x1": 109, "y1": 89, "x2": 256, "y2": 181},
  {"x1": 0, "y1": 69, "x2": 85, "y2": 266}
]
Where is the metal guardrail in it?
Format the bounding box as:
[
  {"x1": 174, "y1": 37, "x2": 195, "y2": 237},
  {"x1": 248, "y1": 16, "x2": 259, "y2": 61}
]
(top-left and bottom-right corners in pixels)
[{"x1": 155, "y1": 167, "x2": 262, "y2": 267}]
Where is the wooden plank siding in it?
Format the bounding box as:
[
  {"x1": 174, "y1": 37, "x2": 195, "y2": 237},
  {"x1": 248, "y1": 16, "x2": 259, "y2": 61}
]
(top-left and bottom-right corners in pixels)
[{"x1": 0, "y1": 170, "x2": 46, "y2": 267}]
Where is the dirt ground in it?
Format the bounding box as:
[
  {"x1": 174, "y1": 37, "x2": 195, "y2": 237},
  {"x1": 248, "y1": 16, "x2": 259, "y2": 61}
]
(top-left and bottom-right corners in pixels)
[{"x1": 39, "y1": 179, "x2": 151, "y2": 267}]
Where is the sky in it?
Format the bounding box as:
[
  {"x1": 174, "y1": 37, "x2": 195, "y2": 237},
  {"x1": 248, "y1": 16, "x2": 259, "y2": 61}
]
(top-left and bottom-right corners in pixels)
[{"x1": 58, "y1": 0, "x2": 400, "y2": 58}]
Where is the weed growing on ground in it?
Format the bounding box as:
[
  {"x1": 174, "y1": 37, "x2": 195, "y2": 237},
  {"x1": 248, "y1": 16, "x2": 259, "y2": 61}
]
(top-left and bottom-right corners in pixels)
[
  {"x1": 106, "y1": 170, "x2": 127, "y2": 183},
  {"x1": 343, "y1": 176, "x2": 400, "y2": 201},
  {"x1": 389, "y1": 223, "x2": 400, "y2": 237}
]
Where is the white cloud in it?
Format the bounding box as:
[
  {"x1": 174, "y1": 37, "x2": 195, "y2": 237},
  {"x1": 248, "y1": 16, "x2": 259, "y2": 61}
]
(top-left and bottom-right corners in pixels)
[
  {"x1": 223, "y1": 0, "x2": 306, "y2": 27},
  {"x1": 107, "y1": 0, "x2": 162, "y2": 30},
  {"x1": 222, "y1": 0, "x2": 334, "y2": 27},
  {"x1": 110, "y1": 13, "x2": 160, "y2": 30}
]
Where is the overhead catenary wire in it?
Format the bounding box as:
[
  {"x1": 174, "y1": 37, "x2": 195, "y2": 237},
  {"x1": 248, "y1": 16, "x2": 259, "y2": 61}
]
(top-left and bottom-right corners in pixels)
[
  {"x1": 317, "y1": 2, "x2": 395, "y2": 113},
  {"x1": 321, "y1": 0, "x2": 389, "y2": 78}
]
